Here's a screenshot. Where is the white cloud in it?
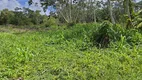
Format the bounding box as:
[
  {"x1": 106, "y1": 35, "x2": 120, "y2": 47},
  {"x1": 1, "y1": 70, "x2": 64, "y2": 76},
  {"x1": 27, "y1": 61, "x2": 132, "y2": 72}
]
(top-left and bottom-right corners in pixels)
[
  {"x1": 0, "y1": 0, "x2": 22, "y2": 10},
  {"x1": 46, "y1": 9, "x2": 50, "y2": 16},
  {"x1": 0, "y1": 0, "x2": 45, "y2": 15},
  {"x1": 24, "y1": 0, "x2": 45, "y2": 15}
]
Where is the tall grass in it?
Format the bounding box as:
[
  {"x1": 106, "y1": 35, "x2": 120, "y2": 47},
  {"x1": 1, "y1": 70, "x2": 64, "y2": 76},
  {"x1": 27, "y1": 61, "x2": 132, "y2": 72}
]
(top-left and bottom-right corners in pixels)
[{"x1": 0, "y1": 23, "x2": 142, "y2": 80}]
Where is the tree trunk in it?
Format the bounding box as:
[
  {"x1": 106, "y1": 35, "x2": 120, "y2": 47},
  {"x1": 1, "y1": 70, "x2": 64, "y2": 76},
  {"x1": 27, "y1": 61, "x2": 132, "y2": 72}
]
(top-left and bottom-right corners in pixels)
[
  {"x1": 126, "y1": 0, "x2": 131, "y2": 19},
  {"x1": 94, "y1": 9, "x2": 96, "y2": 23},
  {"x1": 91, "y1": 0, "x2": 96, "y2": 23},
  {"x1": 69, "y1": 0, "x2": 72, "y2": 23},
  {"x1": 108, "y1": 0, "x2": 115, "y2": 24}
]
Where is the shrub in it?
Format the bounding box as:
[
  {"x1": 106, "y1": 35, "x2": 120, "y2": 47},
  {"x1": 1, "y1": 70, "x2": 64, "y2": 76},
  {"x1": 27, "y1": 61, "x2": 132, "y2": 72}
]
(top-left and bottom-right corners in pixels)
[
  {"x1": 91, "y1": 21, "x2": 124, "y2": 48},
  {"x1": 41, "y1": 17, "x2": 59, "y2": 28},
  {"x1": 91, "y1": 21, "x2": 112, "y2": 48}
]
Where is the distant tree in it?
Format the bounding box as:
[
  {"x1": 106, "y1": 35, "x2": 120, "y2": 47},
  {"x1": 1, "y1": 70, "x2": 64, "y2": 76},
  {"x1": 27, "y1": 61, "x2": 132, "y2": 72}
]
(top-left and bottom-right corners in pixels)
[{"x1": 0, "y1": 9, "x2": 14, "y2": 25}]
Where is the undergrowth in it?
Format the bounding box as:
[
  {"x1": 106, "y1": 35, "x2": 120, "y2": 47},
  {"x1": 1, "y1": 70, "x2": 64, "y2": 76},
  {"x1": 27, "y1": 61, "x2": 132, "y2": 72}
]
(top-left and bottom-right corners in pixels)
[{"x1": 0, "y1": 23, "x2": 142, "y2": 80}]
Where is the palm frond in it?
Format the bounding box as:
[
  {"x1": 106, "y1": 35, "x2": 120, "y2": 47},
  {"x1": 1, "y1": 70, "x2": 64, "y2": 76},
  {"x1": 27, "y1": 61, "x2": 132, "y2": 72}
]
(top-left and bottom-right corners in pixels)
[{"x1": 136, "y1": 22, "x2": 142, "y2": 28}]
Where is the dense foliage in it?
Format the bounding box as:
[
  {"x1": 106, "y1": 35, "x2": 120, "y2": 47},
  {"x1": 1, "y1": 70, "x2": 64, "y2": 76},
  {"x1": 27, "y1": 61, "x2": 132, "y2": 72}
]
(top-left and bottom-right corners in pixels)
[
  {"x1": 0, "y1": 9, "x2": 58, "y2": 27},
  {"x1": 0, "y1": 23, "x2": 142, "y2": 79},
  {"x1": 0, "y1": 0, "x2": 141, "y2": 27}
]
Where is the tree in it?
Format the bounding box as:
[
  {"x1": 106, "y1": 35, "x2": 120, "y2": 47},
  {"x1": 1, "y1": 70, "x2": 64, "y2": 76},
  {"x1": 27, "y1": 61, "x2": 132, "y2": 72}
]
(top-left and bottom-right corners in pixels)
[
  {"x1": 108, "y1": 0, "x2": 115, "y2": 24},
  {"x1": 0, "y1": 9, "x2": 14, "y2": 25},
  {"x1": 28, "y1": 0, "x2": 100, "y2": 23}
]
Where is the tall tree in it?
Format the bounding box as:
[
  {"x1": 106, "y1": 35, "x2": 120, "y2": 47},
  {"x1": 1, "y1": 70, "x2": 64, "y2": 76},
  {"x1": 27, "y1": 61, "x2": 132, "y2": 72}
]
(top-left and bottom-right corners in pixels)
[
  {"x1": 28, "y1": 0, "x2": 99, "y2": 23},
  {"x1": 108, "y1": 0, "x2": 115, "y2": 24}
]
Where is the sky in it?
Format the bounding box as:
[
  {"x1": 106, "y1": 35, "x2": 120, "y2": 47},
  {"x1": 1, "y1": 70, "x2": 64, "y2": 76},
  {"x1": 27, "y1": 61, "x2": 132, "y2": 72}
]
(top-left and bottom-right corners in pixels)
[
  {"x1": 0, "y1": 0, "x2": 141, "y2": 15},
  {"x1": 0, "y1": 0, "x2": 48, "y2": 15}
]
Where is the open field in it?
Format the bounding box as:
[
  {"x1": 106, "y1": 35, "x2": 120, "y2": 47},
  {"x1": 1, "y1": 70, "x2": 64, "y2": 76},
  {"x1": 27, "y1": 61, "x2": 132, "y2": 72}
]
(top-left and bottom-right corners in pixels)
[
  {"x1": 0, "y1": 0, "x2": 142, "y2": 80},
  {"x1": 0, "y1": 24, "x2": 142, "y2": 80}
]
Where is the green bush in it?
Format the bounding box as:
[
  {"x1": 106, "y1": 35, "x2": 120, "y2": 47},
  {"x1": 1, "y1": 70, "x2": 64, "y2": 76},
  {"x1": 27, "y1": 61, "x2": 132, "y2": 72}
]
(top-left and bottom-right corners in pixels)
[
  {"x1": 91, "y1": 21, "x2": 119, "y2": 48},
  {"x1": 41, "y1": 17, "x2": 59, "y2": 28}
]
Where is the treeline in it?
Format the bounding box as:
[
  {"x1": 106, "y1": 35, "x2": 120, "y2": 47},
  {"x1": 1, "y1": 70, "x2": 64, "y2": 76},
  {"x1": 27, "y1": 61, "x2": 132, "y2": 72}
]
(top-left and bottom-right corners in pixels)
[
  {"x1": 28, "y1": 0, "x2": 142, "y2": 28},
  {"x1": 0, "y1": 8, "x2": 58, "y2": 27},
  {"x1": 52, "y1": 0, "x2": 142, "y2": 24},
  {"x1": 0, "y1": 0, "x2": 142, "y2": 28}
]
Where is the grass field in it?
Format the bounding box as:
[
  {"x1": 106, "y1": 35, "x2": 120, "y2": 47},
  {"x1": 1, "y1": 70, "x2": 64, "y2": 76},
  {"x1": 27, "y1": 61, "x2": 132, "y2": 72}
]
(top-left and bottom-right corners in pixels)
[{"x1": 0, "y1": 24, "x2": 142, "y2": 80}]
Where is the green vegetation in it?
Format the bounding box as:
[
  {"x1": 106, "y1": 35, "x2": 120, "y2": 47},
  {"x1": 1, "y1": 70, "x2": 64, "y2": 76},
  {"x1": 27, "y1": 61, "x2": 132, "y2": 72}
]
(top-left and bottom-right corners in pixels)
[
  {"x1": 0, "y1": 0, "x2": 142, "y2": 80},
  {"x1": 0, "y1": 23, "x2": 142, "y2": 80}
]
